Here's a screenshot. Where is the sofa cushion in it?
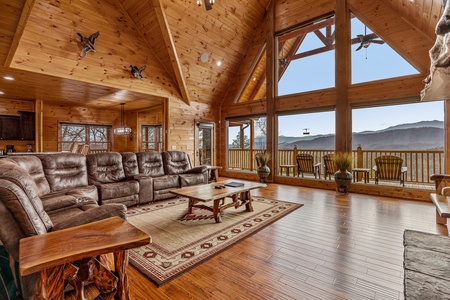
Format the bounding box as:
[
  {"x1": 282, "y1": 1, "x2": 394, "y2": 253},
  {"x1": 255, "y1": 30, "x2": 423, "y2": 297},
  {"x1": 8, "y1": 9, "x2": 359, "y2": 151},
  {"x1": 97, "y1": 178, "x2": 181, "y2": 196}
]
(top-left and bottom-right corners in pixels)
[
  {"x1": 86, "y1": 152, "x2": 126, "y2": 184},
  {"x1": 136, "y1": 151, "x2": 165, "y2": 177},
  {"x1": 162, "y1": 151, "x2": 193, "y2": 175},
  {"x1": 98, "y1": 180, "x2": 140, "y2": 201},
  {"x1": 6, "y1": 156, "x2": 51, "y2": 197},
  {"x1": 152, "y1": 175, "x2": 179, "y2": 191},
  {"x1": 39, "y1": 153, "x2": 89, "y2": 192},
  {"x1": 40, "y1": 193, "x2": 97, "y2": 213},
  {"x1": 179, "y1": 173, "x2": 205, "y2": 187},
  {"x1": 49, "y1": 203, "x2": 127, "y2": 231},
  {"x1": 121, "y1": 152, "x2": 139, "y2": 177}
]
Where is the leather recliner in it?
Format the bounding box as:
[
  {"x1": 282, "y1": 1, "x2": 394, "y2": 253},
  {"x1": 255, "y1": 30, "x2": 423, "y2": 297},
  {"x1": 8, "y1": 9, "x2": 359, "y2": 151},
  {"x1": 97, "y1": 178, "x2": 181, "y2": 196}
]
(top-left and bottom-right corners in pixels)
[{"x1": 0, "y1": 155, "x2": 127, "y2": 299}]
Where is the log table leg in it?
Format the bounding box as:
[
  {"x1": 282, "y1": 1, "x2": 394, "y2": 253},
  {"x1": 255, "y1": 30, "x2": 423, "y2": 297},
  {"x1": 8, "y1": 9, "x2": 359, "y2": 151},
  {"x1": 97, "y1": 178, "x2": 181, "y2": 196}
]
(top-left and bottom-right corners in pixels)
[
  {"x1": 35, "y1": 265, "x2": 66, "y2": 300},
  {"x1": 241, "y1": 191, "x2": 254, "y2": 212},
  {"x1": 114, "y1": 250, "x2": 130, "y2": 300},
  {"x1": 213, "y1": 199, "x2": 222, "y2": 223}
]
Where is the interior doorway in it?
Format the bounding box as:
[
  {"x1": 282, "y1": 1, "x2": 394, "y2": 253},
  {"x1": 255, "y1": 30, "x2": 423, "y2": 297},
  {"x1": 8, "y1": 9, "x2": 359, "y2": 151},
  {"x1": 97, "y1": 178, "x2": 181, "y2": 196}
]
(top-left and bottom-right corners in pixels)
[{"x1": 195, "y1": 122, "x2": 214, "y2": 166}]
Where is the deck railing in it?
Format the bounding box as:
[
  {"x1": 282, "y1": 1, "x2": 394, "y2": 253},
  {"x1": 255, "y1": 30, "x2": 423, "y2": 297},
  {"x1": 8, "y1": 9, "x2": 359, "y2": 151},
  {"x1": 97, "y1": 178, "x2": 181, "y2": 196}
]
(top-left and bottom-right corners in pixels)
[{"x1": 227, "y1": 147, "x2": 444, "y2": 184}]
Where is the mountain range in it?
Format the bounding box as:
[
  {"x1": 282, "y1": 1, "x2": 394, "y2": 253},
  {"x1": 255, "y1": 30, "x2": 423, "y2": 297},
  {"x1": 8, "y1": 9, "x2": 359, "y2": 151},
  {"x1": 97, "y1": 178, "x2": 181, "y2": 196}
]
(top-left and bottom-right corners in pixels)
[{"x1": 274, "y1": 120, "x2": 444, "y2": 150}]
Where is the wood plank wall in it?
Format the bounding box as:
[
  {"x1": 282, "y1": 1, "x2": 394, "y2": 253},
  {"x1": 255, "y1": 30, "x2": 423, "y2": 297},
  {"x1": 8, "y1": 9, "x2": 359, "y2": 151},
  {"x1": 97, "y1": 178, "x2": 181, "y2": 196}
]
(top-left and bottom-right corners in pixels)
[
  {"x1": 42, "y1": 102, "x2": 120, "y2": 151},
  {"x1": 167, "y1": 98, "x2": 218, "y2": 163}
]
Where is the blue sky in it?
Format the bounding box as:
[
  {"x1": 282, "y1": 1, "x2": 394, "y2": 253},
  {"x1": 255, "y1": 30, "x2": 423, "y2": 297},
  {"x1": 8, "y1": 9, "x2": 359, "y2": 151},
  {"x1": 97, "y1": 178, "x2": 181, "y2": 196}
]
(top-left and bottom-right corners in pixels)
[{"x1": 276, "y1": 17, "x2": 443, "y2": 137}]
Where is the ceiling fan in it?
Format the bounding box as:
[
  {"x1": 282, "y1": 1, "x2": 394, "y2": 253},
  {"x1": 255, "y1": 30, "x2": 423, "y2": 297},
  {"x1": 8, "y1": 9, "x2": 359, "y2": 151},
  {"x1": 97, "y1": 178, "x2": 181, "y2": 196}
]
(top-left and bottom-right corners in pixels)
[{"x1": 355, "y1": 26, "x2": 385, "y2": 51}]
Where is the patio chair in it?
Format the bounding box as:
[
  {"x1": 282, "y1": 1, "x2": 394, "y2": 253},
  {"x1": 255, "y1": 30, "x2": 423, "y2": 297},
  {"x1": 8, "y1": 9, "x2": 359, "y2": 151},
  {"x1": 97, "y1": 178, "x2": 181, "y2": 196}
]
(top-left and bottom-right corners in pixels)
[
  {"x1": 69, "y1": 142, "x2": 78, "y2": 153},
  {"x1": 296, "y1": 153, "x2": 321, "y2": 179},
  {"x1": 373, "y1": 155, "x2": 407, "y2": 186},
  {"x1": 323, "y1": 153, "x2": 338, "y2": 180},
  {"x1": 77, "y1": 143, "x2": 90, "y2": 155}
]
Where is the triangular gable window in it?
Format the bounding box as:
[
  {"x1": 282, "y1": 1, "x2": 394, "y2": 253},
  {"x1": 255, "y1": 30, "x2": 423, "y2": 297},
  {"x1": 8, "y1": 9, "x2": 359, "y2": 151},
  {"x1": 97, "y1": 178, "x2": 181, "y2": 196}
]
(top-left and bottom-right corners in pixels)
[{"x1": 351, "y1": 15, "x2": 419, "y2": 84}]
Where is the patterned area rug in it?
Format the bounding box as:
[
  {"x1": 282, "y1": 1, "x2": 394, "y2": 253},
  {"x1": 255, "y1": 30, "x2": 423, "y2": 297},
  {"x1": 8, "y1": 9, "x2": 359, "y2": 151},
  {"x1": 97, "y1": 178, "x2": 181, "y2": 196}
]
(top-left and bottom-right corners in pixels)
[{"x1": 127, "y1": 197, "x2": 302, "y2": 286}]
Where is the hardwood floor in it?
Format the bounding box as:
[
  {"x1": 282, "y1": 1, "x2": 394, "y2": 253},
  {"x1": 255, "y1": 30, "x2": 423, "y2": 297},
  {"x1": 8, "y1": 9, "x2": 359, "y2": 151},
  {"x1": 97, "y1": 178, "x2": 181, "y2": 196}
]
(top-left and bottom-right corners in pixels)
[{"x1": 124, "y1": 183, "x2": 447, "y2": 299}]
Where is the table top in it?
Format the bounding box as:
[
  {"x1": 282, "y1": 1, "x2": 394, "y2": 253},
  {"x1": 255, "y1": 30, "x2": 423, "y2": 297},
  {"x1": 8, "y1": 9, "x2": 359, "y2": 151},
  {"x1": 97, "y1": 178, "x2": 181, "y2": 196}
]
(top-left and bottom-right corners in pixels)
[
  {"x1": 19, "y1": 216, "x2": 151, "y2": 276},
  {"x1": 170, "y1": 179, "x2": 266, "y2": 202},
  {"x1": 206, "y1": 165, "x2": 222, "y2": 170},
  {"x1": 279, "y1": 164, "x2": 296, "y2": 167},
  {"x1": 352, "y1": 168, "x2": 370, "y2": 172}
]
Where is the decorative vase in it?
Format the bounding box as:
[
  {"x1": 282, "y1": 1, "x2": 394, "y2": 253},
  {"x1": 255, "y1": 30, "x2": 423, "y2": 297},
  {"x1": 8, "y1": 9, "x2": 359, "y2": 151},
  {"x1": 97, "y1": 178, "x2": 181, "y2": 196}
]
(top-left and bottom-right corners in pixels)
[
  {"x1": 334, "y1": 169, "x2": 352, "y2": 195},
  {"x1": 257, "y1": 165, "x2": 270, "y2": 183}
]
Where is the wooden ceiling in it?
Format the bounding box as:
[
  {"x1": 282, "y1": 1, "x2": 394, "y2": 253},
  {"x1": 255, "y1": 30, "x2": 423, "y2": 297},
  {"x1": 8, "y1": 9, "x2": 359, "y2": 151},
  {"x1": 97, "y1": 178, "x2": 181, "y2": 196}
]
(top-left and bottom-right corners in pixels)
[{"x1": 0, "y1": 0, "x2": 444, "y2": 111}]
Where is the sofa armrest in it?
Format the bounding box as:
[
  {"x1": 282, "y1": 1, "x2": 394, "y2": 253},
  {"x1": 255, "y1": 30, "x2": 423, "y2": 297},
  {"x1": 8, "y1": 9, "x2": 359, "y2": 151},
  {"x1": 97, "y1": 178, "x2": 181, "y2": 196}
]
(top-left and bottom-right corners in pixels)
[
  {"x1": 184, "y1": 166, "x2": 207, "y2": 174},
  {"x1": 127, "y1": 175, "x2": 153, "y2": 204}
]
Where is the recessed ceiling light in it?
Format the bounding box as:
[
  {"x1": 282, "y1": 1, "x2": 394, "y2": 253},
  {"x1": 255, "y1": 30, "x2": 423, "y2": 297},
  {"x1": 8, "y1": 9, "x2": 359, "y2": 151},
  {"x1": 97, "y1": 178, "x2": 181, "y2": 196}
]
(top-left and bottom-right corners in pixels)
[
  {"x1": 199, "y1": 53, "x2": 208, "y2": 62},
  {"x1": 252, "y1": 77, "x2": 257, "y2": 81},
  {"x1": 0, "y1": 91, "x2": 4, "y2": 95},
  {"x1": 216, "y1": 60, "x2": 222, "y2": 67},
  {"x1": 3, "y1": 76, "x2": 14, "y2": 81}
]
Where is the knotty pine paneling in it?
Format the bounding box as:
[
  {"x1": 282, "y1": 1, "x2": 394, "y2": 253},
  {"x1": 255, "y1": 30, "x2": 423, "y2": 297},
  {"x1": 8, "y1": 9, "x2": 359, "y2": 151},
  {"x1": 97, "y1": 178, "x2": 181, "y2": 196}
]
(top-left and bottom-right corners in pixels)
[
  {"x1": 348, "y1": 74, "x2": 424, "y2": 105},
  {"x1": 162, "y1": 0, "x2": 270, "y2": 106},
  {"x1": 42, "y1": 102, "x2": 120, "y2": 152},
  {"x1": 275, "y1": 0, "x2": 335, "y2": 32},
  {"x1": 383, "y1": 0, "x2": 443, "y2": 38},
  {"x1": 0, "y1": 98, "x2": 34, "y2": 114},
  {"x1": 167, "y1": 99, "x2": 218, "y2": 159},
  {"x1": 275, "y1": 88, "x2": 337, "y2": 113},
  {"x1": 9, "y1": 0, "x2": 179, "y2": 100},
  {"x1": 0, "y1": 0, "x2": 25, "y2": 65},
  {"x1": 119, "y1": 0, "x2": 176, "y2": 83}
]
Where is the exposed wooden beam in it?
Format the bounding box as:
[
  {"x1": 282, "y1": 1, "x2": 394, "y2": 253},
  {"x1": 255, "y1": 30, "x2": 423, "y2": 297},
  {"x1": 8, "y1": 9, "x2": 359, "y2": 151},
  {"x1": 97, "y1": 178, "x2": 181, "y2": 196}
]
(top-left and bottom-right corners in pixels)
[
  {"x1": 151, "y1": 0, "x2": 191, "y2": 106},
  {"x1": 266, "y1": 0, "x2": 276, "y2": 182},
  {"x1": 335, "y1": 0, "x2": 351, "y2": 152},
  {"x1": 4, "y1": 0, "x2": 35, "y2": 67},
  {"x1": 278, "y1": 17, "x2": 335, "y2": 42}
]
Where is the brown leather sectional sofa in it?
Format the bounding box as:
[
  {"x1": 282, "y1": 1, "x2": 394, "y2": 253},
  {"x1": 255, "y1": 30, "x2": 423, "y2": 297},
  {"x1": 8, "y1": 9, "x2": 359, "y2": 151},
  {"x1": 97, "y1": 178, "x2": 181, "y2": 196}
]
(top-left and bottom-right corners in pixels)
[{"x1": 0, "y1": 150, "x2": 207, "y2": 298}]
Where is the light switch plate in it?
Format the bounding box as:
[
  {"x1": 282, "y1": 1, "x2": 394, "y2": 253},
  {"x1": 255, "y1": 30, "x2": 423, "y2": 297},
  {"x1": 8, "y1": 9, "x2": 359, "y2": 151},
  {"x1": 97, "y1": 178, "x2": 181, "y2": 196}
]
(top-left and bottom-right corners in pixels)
[
  {"x1": 171, "y1": 145, "x2": 176, "y2": 150},
  {"x1": 186, "y1": 145, "x2": 190, "y2": 150}
]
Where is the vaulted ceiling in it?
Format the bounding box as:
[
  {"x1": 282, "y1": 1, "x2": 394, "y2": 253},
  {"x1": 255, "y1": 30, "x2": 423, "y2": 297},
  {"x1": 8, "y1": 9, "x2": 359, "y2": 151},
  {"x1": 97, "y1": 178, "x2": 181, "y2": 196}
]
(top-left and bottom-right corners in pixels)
[{"x1": 0, "y1": 0, "x2": 444, "y2": 112}]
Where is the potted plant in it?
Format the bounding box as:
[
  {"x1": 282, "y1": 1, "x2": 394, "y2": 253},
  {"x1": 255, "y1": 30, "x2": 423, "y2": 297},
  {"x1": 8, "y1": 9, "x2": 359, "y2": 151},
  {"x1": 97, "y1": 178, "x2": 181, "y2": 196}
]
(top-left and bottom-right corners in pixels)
[
  {"x1": 332, "y1": 151, "x2": 353, "y2": 195},
  {"x1": 256, "y1": 152, "x2": 271, "y2": 182}
]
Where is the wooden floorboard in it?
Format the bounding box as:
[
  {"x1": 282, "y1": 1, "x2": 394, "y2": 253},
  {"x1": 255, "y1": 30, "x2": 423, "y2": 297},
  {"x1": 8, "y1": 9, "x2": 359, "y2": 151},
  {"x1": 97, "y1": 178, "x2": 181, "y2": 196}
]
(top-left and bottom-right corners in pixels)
[{"x1": 120, "y1": 182, "x2": 449, "y2": 300}]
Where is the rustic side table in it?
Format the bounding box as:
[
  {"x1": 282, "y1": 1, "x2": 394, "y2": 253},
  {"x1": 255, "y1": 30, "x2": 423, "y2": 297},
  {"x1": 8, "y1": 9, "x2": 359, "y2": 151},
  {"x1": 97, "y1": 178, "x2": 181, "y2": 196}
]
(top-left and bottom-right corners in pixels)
[{"x1": 20, "y1": 216, "x2": 151, "y2": 300}]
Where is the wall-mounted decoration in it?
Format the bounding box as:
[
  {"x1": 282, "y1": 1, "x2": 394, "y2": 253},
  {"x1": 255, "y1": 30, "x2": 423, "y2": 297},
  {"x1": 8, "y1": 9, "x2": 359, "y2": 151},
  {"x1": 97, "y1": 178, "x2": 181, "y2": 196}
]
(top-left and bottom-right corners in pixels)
[
  {"x1": 130, "y1": 65, "x2": 146, "y2": 80},
  {"x1": 77, "y1": 31, "x2": 99, "y2": 57}
]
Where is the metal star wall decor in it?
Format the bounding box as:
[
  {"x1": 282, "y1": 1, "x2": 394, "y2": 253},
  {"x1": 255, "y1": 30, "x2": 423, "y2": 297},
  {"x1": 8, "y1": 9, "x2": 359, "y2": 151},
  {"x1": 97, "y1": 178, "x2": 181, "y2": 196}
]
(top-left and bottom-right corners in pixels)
[
  {"x1": 77, "y1": 31, "x2": 99, "y2": 57},
  {"x1": 130, "y1": 65, "x2": 146, "y2": 80}
]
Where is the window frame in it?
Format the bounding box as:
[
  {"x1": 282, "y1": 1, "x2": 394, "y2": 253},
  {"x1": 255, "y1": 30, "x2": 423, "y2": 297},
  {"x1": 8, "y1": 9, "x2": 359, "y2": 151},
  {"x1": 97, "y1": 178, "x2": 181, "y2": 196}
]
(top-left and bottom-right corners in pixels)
[{"x1": 59, "y1": 122, "x2": 112, "y2": 152}]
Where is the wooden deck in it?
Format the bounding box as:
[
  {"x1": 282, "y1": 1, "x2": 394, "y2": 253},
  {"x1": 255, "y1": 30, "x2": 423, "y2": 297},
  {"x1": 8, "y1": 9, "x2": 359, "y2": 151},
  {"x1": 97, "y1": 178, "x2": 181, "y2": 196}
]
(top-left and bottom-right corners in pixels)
[{"x1": 73, "y1": 181, "x2": 447, "y2": 299}]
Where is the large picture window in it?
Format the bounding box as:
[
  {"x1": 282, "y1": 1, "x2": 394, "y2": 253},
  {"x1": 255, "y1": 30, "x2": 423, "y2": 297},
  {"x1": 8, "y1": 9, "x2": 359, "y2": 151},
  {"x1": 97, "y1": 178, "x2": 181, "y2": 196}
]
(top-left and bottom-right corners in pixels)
[
  {"x1": 226, "y1": 116, "x2": 266, "y2": 171},
  {"x1": 277, "y1": 16, "x2": 336, "y2": 96},
  {"x1": 60, "y1": 123, "x2": 111, "y2": 152},
  {"x1": 142, "y1": 125, "x2": 162, "y2": 151}
]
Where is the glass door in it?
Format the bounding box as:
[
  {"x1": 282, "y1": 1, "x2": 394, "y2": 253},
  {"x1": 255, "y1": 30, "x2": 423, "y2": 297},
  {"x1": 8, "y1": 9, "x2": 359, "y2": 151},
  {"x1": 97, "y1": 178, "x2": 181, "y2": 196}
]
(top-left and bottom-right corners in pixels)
[{"x1": 196, "y1": 122, "x2": 214, "y2": 166}]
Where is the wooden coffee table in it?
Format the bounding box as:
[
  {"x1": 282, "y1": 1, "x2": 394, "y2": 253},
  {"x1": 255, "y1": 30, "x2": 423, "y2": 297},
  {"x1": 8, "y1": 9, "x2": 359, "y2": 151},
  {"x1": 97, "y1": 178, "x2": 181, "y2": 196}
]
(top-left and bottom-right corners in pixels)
[{"x1": 171, "y1": 179, "x2": 266, "y2": 223}]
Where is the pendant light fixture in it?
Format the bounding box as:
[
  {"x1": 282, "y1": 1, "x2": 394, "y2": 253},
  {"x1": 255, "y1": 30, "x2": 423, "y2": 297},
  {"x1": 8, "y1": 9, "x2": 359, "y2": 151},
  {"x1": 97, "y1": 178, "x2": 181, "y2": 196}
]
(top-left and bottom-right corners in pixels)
[
  {"x1": 197, "y1": 0, "x2": 215, "y2": 10},
  {"x1": 114, "y1": 103, "x2": 132, "y2": 136}
]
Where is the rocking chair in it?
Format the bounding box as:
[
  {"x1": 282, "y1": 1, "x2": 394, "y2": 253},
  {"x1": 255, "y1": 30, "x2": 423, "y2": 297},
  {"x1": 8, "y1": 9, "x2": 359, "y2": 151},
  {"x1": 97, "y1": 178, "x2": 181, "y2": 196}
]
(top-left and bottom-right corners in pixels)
[
  {"x1": 296, "y1": 153, "x2": 321, "y2": 179},
  {"x1": 323, "y1": 154, "x2": 338, "y2": 180},
  {"x1": 373, "y1": 155, "x2": 407, "y2": 186}
]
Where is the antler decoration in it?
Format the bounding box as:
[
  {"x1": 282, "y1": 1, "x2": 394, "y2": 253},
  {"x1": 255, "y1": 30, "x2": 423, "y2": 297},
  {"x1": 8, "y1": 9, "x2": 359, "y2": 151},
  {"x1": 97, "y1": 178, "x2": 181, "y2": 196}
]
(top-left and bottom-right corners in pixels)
[
  {"x1": 77, "y1": 31, "x2": 99, "y2": 57},
  {"x1": 130, "y1": 65, "x2": 146, "y2": 80}
]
